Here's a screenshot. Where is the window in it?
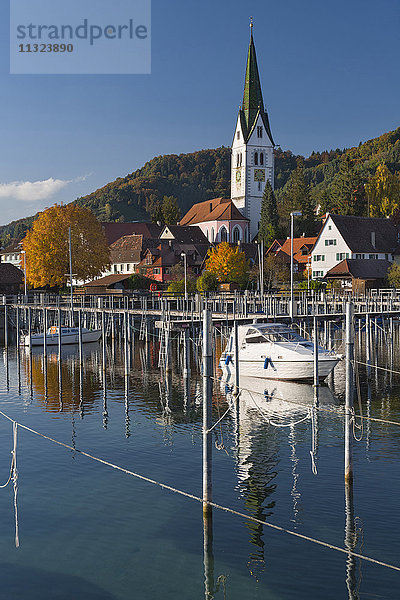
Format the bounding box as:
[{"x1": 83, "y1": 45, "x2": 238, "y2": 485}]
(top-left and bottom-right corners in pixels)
[
  {"x1": 233, "y1": 227, "x2": 241, "y2": 244},
  {"x1": 260, "y1": 152, "x2": 264, "y2": 165},
  {"x1": 164, "y1": 267, "x2": 171, "y2": 275},
  {"x1": 300, "y1": 247, "x2": 308, "y2": 256},
  {"x1": 126, "y1": 264, "x2": 130, "y2": 272},
  {"x1": 313, "y1": 270, "x2": 324, "y2": 278},
  {"x1": 257, "y1": 126, "x2": 263, "y2": 138},
  {"x1": 146, "y1": 254, "x2": 152, "y2": 265},
  {"x1": 153, "y1": 268, "x2": 160, "y2": 275},
  {"x1": 335, "y1": 253, "x2": 349, "y2": 261},
  {"x1": 113, "y1": 265, "x2": 117, "y2": 273},
  {"x1": 211, "y1": 227, "x2": 215, "y2": 242},
  {"x1": 328, "y1": 225, "x2": 332, "y2": 230},
  {"x1": 258, "y1": 182, "x2": 262, "y2": 191},
  {"x1": 385, "y1": 254, "x2": 389, "y2": 260},
  {"x1": 369, "y1": 254, "x2": 378, "y2": 260},
  {"x1": 220, "y1": 227, "x2": 228, "y2": 242},
  {"x1": 254, "y1": 152, "x2": 258, "y2": 166},
  {"x1": 236, "y1": 154, "x2": 239, "y2": 167},
  {"x1": 355, "y1": 253, "x2": 363, "y2": 259},
  {"x1": 237, "y1": 131, "x2": 240, "y2": 140},
  {"x1": 325, "y1": 239, "x2": 336, "y2": 246},
  {"x1": 314, "y1": 255, "x2": 325, "y2": 262}
]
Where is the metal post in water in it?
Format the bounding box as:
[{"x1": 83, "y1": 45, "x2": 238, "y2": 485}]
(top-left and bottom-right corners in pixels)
[
  {"x1": 58, "y1": 308, "x2": 62, "y2": 357},
  {"x1": 43, "y1": 307, "x2": 47, "y2": 359},
  {"x1": 16, "y1": 307, "x2": 20, "y2": 347},
  {"x1": 345, "y1": 302, "x2": 354, "y2": 483},
  {"x1": 313, "y1": 315, "x2": 319, "y2": 403},
  {"x1": 4, "y1": 305, "x2": 8, "y2": 349},
  {"x1": 102, "y1": 311, "x2": 106, "y2": 384},
  {"x1": 233, "y1": 319, "x2": 239, "y2": 397},
  {"x1": 202, "y1": 309, "x2": 213, "y2": 515},
  {"x1": 27, "y1": 306, "x2": 32, "y2": 349},
  {"x1": 78, "y1": 310, "x2": 83, "y2": 366},
  {"x1": 366, "y1": 312, "x2": 371, "y2": 378}
]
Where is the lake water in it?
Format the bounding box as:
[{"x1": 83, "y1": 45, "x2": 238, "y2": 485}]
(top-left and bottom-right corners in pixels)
[{"x1": 0, "y1": 326, "x2": 400, "y2": 599}]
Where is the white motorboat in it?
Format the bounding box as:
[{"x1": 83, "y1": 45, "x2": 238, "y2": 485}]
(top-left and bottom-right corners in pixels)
[
  {"x1": 220, "y1": 322, "x2": 341, "y2": 382},
  {"x1": 20, "y1": 326, "x2": 102, "y2": 347}
]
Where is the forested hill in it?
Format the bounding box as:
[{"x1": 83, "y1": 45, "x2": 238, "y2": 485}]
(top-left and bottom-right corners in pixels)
[{"x1": 1, "y1": 127, "x2": 399, "y2": 246}]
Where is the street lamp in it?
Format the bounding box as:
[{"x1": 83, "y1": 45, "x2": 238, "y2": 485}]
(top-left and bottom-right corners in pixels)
[
  {"x1": 290, "y1": 211, "x2": 302, "y2": 319},
  {"x1": 21, "y1": 250, "x2": 27, "y2": 297},
  {"x1": 180, "y1": 251, "x2": 188, "y2": 301}
]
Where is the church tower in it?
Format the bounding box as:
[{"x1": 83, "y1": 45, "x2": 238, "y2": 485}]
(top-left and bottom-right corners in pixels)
[{"x1": 231, "y1": 23, "x2": 275, "y2": 241}]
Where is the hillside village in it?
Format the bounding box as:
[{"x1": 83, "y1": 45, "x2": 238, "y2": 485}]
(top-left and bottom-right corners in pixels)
[{"x1": 1, "y1": 27, "x2": 399, "y2": 295}]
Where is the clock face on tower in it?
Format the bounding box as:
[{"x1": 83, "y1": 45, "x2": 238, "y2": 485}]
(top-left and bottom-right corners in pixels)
[
  {"x1": 254, "y1": 169, "x2": 265, "y2": 182},
  {"x1": 236, "y1": 170, "x2": 241, "y2": 183}
]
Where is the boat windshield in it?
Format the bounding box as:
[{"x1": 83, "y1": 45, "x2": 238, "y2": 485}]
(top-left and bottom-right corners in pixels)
[{"x1": 245, "y1": 326, "x2": 304, "y2": 344}]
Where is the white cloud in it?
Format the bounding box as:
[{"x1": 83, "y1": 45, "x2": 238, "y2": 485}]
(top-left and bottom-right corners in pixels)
[{"x1": 0, "y1": 175, "x2": 88, "y2": 202}]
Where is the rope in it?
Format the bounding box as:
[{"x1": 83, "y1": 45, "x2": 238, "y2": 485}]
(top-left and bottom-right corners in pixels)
[
  {"x1": 310, "y1": 407, "x2": 318, "y2": 475},
  {"x1": 0, "y1": 421, "x2": 17, "y2": 489},
  {"x1": 355, "y1": 360, "x2": 400, "y2": 377},
  {"x1": 0, "y1": 409, "x2": 399, "y2": 572}
]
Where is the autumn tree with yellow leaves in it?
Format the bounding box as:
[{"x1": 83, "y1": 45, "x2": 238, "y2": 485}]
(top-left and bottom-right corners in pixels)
[
  {"x1": 366, "y1": 164, "x2": 400, "y2": 218},
  {"x1": 205, "y1": 242, "x2": 249, "y2": 287},
  {"x1": 21, "y1": 204, "x2": 110, "y2": 289}
]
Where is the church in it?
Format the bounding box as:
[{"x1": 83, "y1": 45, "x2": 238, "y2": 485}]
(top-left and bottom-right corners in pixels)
[{"x1": 180, "y1": 23, "x2": 275, "y2": 242}]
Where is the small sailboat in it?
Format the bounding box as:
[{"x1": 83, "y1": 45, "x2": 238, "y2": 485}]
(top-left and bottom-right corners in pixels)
[
  {"x1": 20, "y1": 326, "x2": 102, "y2": 347},
  {"x1": 220, "y1": 322, "x2": 341, "y2": 382}
]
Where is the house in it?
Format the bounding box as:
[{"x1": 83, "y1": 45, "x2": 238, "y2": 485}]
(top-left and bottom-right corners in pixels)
[
  {"x1": 325, "y1": 259, "x2": 392, "y2": 292},
  {"x1": 0, "y1": 244, "x2": 22, "y2": 268},
  {"x1": 81, "y1": 273, "x2": 133, "y2": 294},
  {"x1": 266, "y1": 235, "x2": 317, "y2": 274},
  {"x1": 0, "y1": 263, "x2": 24, "y2": 294},
  {"x1": 103, "y1": 234, "x2": 143, "y2": 276},
  {"x1": 180, "y1": 197, "x2": 249, "y2": 243},
  {"x1": 137, "y1": 241, "x2": 209, "y2": 284},
  {"x1": 159, "y1": 225, "x2": 208, "y2": 245},
  {"x1": 101, "y1": 222, "x2": 162, "y2": 246},
  {"x1": 311, "y1": 214, "x2": 400, "y2": 279}
]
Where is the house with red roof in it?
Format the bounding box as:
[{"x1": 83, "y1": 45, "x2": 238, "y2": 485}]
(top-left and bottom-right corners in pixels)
[{"x1": 180, "y1": 197, "x2": 249, "y2": 243}]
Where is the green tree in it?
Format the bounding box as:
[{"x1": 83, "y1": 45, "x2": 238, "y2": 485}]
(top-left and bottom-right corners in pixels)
[
  {"x1": 387, "y1": 263, "x2": 400, "y2": 288},
  {"x1": 365, "y1": 164, "x2": 400, "y2": 217},
  {"x1": 330, "y1": 155, "x2": 366, "y2": 216},
  {"x1": 196, "y1": 271, "x2": 219, "y2": 292},
  {"x1": 283, "y1": 159, "x2": 316, "y2": 235},
  {"x1": 258, "y1": 181, "x2": 280, "y2": 247},
  {"x1": 167, "y1": 279, "x2": 196, "y2": 294},
  {"x1": 162, "y1": 195, "x2": 181, "y2": 225},
  {"x1": 128, "y1": 273, "x2": 153, "y2": 290}
]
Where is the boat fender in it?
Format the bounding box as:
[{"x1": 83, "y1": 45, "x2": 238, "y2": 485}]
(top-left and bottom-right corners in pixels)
[
  {"x1": 225, "y1": 354, "x2": 232, "y2": 365},
  {"x1": 264, "y1": 357, "x2": 271, "y2": 369}
]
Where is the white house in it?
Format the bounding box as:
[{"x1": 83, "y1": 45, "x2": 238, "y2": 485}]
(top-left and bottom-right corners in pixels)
[
  {"x1": 311, "y1": 213, "x2": 400, "y2": 279},
  {"x1": 0, "y1": 244, "x2": 22, "y2": 268}
]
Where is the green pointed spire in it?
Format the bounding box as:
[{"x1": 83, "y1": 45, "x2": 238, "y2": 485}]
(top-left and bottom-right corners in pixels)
[
  {"x1": 242, "y1": 29, "x2": 264, "y2": 133},
  {"x1": 240, "y1": 26, "x2": 274, "y2": 145}
]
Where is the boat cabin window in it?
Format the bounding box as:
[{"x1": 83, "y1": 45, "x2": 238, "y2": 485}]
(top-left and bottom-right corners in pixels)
[{"x1": 246, "y1": 326, "x2": 303, "y2": 344}]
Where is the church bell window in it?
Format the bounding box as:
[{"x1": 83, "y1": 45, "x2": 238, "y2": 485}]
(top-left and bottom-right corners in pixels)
[{"x1": 254, "y1": 152, "x2": 258, "y2": 166}]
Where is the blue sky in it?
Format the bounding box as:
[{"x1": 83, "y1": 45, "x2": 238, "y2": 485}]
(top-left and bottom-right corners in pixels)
[{"x1": 0, "y1": 0, "x2": 399, "y2": 225}]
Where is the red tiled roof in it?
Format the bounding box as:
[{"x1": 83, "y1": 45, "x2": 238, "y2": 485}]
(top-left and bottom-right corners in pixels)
[
  {"x1": 110, "y1": 234, "x2": 142, "y2": 263},
  {"x1": 276, "y1": 236, "x2": 317, "y2": 264},
  {"x1": 180, "y1": 198, "x2": 248, "y2": 226},
  {"x1": 101, "y1": 222, "x2": 161, "y2": 245}
]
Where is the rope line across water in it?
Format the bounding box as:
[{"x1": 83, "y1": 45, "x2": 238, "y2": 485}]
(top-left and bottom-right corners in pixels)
[{"x1": 0, "y1": 409, "x2": 399, "y2": 572}]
